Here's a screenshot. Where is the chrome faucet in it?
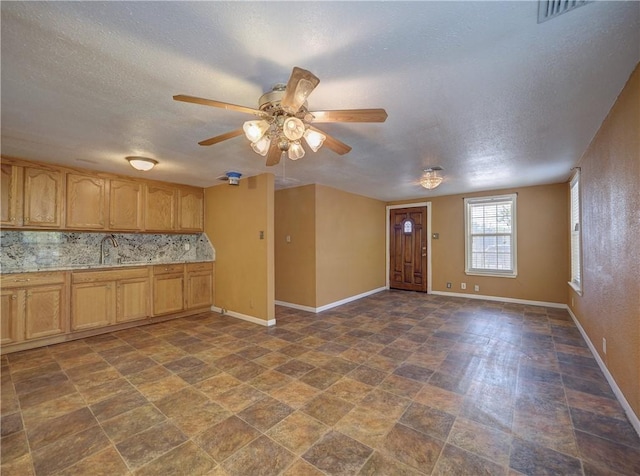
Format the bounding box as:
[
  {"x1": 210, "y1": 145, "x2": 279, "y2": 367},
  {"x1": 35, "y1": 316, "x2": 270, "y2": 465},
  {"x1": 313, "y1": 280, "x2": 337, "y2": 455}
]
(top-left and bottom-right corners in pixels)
[{"x1": 100, "y1": 234, "x2": 119, "y2": 265}]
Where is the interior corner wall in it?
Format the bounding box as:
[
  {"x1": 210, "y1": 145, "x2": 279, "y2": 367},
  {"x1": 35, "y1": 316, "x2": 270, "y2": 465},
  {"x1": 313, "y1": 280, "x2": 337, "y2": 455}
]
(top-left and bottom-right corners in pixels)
[
  {"x1": 274, "y1": 185, "x2": 317, "y2": 307},
  {"x1": 204, "y1": 173, "x2": 274, "y2": 322},
  {"x1": 315, "y1": 184, "x2": 386, "y2": 308},
  {"x1": 570, "y1": 64, "x2": 640, "y2": 417}
]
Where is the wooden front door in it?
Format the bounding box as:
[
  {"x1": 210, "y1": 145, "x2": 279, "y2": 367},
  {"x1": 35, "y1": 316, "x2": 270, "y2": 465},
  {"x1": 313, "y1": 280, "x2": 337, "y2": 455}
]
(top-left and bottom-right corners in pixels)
[{"x1": 390, "y1": 207, "x2": 427, "y2": 292}]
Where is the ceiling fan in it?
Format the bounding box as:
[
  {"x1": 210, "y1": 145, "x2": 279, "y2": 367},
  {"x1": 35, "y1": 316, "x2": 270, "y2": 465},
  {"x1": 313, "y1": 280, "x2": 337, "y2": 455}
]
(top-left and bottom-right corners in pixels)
[{"x1": 174, "y1": 67, "x2": 388, "y2": 166}]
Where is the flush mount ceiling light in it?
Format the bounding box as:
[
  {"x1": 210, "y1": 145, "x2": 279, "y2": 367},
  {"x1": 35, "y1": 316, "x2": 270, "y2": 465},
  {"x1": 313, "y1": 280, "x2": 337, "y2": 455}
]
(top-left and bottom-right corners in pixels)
[
  {"x1": 126, "y1": 156, "x2": 157, "y2": 171},
  {"x1": 420, "y1": 167, "x2": 444, "y2": 190},
  {"x1": 173, "y1": 66, "x2": 388, "y2": 166}
]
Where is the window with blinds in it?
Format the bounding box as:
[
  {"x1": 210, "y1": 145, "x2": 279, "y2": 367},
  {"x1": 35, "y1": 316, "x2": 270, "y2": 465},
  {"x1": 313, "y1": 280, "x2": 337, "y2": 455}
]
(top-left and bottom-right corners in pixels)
[
  {"x1": 569, "y1": 171, "x2": 582, "y2": 293},
  {"x1": 464, "y1": 194, "x2": 517, "y2": 277}
]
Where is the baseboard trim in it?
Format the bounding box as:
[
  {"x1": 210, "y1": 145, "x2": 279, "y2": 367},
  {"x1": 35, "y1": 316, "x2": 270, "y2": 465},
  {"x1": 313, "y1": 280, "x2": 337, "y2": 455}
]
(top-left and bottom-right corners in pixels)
[
  {"x1": 211, "y1": 306, "x2": 276, "y2": 327},
  {"x1": 276, "y1": 287, "x2": 387, "y2": 314},
  {"x1": 566, "y1": 306, "x2": 640, "y2": 437},
  {"x1": 430, "y1": 290, "x2": 566, "y2": 309}
]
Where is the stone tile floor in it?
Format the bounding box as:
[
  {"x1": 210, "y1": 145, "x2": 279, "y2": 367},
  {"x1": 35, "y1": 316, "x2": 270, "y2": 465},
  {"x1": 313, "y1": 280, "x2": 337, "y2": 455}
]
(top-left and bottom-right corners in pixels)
[{"x1": 1, "y1": 291, "x2": 639, "y2": 475}]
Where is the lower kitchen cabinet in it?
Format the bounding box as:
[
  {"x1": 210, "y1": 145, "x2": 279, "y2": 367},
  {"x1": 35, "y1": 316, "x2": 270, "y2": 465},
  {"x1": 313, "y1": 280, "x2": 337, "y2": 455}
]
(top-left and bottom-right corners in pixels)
[
  {"x1": 1, "y1": 288, "x2": 21, "y2": 345},
  {"x1": 72, "y1": 267, "x2": 150, "y2": 331},
  {"x1": 71, "y1": 281, "x2": 114, "y2": 330},
  {"x1": 117, "y1": 277, "x2": 150, "y2": 322},
  {"x1": 0, "y1": 272, "x2": 67, "y2": 344},
  {"x1": 2, "y1": 261, "x2": 214, "y2": 354},
  {"x1": 152, "y1": 264, "x2": 184, "y2": 315},
  {"x1": 186, "y1": 262, "x2": 213, "y2": 309}
]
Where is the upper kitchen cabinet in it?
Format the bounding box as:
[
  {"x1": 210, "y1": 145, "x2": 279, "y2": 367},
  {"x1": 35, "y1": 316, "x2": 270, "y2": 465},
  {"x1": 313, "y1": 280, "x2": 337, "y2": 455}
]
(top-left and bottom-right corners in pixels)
[
  {"x1": 0, "y1": 157, "x2": 205, "y2": 233},
  {"x1": 178, "y1": 186, "x2": 204, "y2": 232},
  {"x1": 144, "y1": 183, "x2": 178, "y2": 231},
  {"x1": 1, "y1": 164, "x2": 23, "y2": 227},
  {"x1": 23, "y1": 166, "x2": 64, "y2": 228},
  {"x1": 66, "y1": 173, "x2": 107, "y2": 229},
  {"x1": 110, "y1": 179, "x2": 144, "y2": 231}
]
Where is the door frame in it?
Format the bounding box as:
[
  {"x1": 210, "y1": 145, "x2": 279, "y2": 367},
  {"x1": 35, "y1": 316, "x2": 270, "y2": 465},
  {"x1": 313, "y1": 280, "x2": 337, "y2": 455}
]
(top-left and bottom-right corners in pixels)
[{"x1": 385, "y1": 202, "x2": 432, "y2": 293}]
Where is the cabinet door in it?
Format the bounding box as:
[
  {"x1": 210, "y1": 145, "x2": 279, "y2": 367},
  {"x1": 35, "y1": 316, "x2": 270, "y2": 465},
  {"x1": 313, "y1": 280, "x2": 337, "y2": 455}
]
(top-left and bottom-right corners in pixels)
[
  {"x1": 187, "y1": 271, "x2": 213, "y2": 309},
  {"x1": 152, "y1": 274, "x2": 184, "y2": 315},
  {"x1": 178, "y1": 186, "x2": 204, "y2": 231},
  {"x1": 23, "y1": 167, "x2": 63, "y2": 228},
  {"x1": 1, "y1": 164, "x2": 23, "y2": 226},
  {"x1": 110, "y1": 179, "x2": 143, "y2": 230},
  {"x1": 1, "y1": 289, "x2": 23, "y2": 345},
  {"x1": 116, "y1": 278, "x2": 149, "y2": 323},
  {"x1": 66, "y1": 173, "x2": 107, "y2": 229},
  {"x1": 71, "y1": 282, "x2": 115, "y2": 331},
  {"x1": 25, "y1": 284, "x2": 66, "y2": 339},
  {"x1": 145, "y1": 184, "x2": 177, "y2": 231}
]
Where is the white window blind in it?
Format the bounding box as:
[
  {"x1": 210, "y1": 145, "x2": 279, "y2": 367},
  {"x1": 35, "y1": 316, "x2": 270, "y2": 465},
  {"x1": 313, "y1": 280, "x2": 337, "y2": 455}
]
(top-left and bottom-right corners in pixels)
[
  {"x1": 465, "y1": 194, "x2": 517, "y2": 277},
  {"x1": 569, "y1": 171, "x2": 582, "y2": 293}
]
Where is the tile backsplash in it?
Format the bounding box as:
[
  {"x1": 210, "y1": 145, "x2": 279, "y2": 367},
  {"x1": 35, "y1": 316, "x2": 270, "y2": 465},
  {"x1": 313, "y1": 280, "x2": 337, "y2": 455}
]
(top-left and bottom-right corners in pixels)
[{"x1": 0, "y1": 231, "x2": 214, "y2": 272}]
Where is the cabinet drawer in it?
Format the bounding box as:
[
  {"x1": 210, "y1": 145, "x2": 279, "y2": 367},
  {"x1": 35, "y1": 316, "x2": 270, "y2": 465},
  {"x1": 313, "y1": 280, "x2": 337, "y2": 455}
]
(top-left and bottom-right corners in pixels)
[
  {"x1": 73, "y1": 267, "x2": 148, "y2": 283},
  {"x1": 153, "y1": 264, "x2": 184, "y2": 275},
  {"x1": 186, "y1": 262, "x2": 213, "y2": 273},
  {"x1": 1, "y1": 272, "x2": 66, "y2": 288}
]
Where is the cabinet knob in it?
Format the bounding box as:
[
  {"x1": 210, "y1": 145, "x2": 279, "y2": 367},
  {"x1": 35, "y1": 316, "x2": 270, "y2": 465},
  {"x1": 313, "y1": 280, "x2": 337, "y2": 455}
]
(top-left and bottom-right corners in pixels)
[{"x1": 11, "y1": 295, "x2": 16, "y2": 300}]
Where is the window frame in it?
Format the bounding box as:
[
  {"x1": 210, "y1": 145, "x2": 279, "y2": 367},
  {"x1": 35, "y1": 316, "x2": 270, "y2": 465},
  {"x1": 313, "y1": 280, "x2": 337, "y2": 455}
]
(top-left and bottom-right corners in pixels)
[
  {"x1": 464, "y1": 193, "x2": 518, "y2": 278},
  {"x1": 569, "y1": 170, "x2": 583, "y2": 295}
]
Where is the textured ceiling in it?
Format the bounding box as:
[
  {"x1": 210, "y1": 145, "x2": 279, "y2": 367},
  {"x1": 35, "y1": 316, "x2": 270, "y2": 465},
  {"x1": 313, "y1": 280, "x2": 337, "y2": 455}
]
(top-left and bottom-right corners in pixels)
[{"x1": 1, "y1": 1, "x2": 638, "y2": 201}]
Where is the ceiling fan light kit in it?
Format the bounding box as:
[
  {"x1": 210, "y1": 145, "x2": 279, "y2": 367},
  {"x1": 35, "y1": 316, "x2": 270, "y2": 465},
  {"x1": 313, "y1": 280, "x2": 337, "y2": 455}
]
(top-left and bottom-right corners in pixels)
[
  {"x1": 126, "y1": 156, "x2": 157, "y2": 171},
  {"x1": 288, "y1": 141, "x2": 305, "y2": 160},
  {"x1": 303, "y1": 129, "x2": 326, "y2": 152},
  {"x1": 420, "y1": 167, "x2": 444, "y2": 190},
  {"x1": 174, "y1": 66, "x2": 387, "y2": 166}
]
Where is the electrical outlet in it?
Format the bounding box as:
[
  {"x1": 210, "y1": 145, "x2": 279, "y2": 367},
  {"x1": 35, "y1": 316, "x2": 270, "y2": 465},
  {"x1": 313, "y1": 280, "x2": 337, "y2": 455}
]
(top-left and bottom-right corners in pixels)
[
  {"x1": 603, "y1": 337, "x2": 607, "y2": 354},
  {"x1": 184, "y1": 243, "x2": 190, "y2": 251},
  {"x1": 474, "y1": 285, "x2": 479, "y2": 292},
  {"x1": 461, "y1": 283, "x2": 466, "y2": 290},
  {"x1": 446, "y1": 282, "x2": 452, "y2": 289}
]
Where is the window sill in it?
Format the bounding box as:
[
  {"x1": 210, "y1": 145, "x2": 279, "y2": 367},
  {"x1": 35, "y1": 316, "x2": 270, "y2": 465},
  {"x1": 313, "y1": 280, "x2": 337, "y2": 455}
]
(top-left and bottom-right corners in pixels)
[
  {"x1": 465, "y1": 271, "x2": 517, "y2": 279},
  {"x1": 568, "y1": 281, "x2": 583, "y2": 296}
]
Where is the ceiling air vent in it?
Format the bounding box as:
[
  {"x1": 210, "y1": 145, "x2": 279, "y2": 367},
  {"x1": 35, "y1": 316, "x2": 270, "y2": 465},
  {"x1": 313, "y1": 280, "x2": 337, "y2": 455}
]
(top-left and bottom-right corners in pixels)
[{"x1": 538, "y1": 0, "x2": 590, "y2": 23}]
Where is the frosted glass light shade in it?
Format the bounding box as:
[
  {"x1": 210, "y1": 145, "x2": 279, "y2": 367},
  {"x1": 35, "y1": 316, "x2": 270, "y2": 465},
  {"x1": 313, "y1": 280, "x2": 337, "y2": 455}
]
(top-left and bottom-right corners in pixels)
[
  {"x1": 251, "y1": 135, "x2": 271, "y2": 156},
  {"x1": 126, "y1": 156, "x2": 157, "y2": 171},
  {"x1": 288, "y1": 141, "x2": 305, "y2": 160},
  {"x1": 303, "y1": 129, "x2": 326, "y2": 152},
  {"x1": 283, "y1": 117, "x2": 305, "y2": 141},
  {"x1": 243, "y1": 120, "x2": 270, "y2": 142}
]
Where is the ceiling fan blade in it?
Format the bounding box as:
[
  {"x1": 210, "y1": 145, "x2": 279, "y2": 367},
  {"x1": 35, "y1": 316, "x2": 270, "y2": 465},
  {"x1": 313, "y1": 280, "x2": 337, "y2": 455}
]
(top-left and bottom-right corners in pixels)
[
  {"x1": 265, "y1": 142, "x2": 282, "y2": 166},
  {"x1": 281, "y1": 67, "x2": 320, "y2": 114},
  {"x1": 198, "y1": 128, "x2": 244, "y2": 146},
  {"x1": 309, "y1": 126, "x2": 352, "y2": 155},
  {"x1": 173, "y1": 94, "x2": 264, "y2": 116},
  {"x1": 309, "y1": 109, "x2": 388, "y2": 123}
]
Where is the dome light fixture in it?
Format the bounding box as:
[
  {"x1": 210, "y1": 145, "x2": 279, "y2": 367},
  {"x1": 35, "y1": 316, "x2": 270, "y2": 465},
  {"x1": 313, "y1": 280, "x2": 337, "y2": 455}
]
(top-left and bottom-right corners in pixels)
[
  {"x1": 420, "y1": 167, "x2": 444, "y2": 190},
  {"x1": 126, "y1": 156, "x2": 157, "y2": 171}
]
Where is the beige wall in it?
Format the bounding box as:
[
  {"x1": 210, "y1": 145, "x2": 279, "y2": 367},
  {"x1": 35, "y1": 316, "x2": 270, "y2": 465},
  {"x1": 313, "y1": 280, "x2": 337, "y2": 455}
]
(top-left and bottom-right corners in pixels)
[
  {"x1": 390, "y1": 183, "x2": 569, "y2": 304},
  {"x1": 274, "y1": 184, "x2": 386, "y2": 308},
  {"x1": 570, "y1": 65, "x2": 640, "y2": 416},
  {"x1": 315, "y1": 185, "x2": 387, "y2": 307},
  {"x1": 274, "y1": 185, "x2": 316, "y2": 307},
  {"x1": 204, "y1": 174, "x2": 274, "y2": 322}
]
